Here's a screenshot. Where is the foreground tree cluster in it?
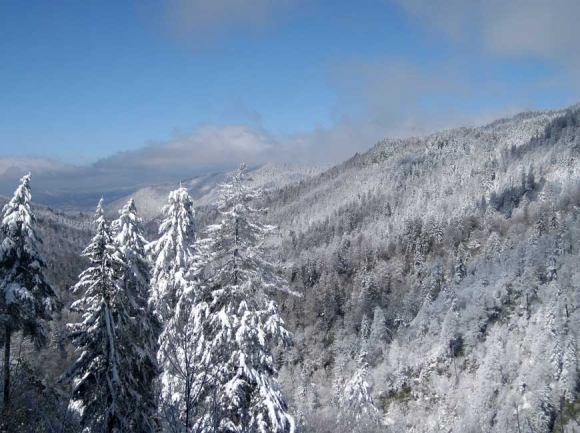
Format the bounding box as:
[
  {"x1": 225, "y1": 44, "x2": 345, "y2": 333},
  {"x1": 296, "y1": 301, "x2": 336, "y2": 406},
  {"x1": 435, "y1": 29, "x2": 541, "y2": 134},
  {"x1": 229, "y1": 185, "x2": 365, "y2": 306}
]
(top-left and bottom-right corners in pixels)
[{"x1": 0, "y1": 166, "x2": 294, "y2": 432}]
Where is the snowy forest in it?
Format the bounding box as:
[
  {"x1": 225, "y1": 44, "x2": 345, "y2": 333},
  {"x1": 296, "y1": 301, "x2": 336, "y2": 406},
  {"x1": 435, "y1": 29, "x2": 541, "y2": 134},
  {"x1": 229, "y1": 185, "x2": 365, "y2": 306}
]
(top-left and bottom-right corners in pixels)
[{"x1": 3, "y1": 105, "x2": 580, "y2": 432}]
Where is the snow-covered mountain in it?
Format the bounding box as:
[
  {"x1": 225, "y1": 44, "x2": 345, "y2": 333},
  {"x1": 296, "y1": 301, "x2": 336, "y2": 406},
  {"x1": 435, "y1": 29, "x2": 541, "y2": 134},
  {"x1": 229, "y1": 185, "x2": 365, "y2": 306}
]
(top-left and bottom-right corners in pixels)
[
  {"x1": 108, "y1": 163, "x2": 329, "y2": 222},
  {"x1": 107, "y1": 171, "x2": 225, "y2": 222},
  {"x1": 264, "y1": 104, "x2": 580, "y2": 432},
  {"x1": 8, "y1": 103, "x2": 580, "y2": 432}
]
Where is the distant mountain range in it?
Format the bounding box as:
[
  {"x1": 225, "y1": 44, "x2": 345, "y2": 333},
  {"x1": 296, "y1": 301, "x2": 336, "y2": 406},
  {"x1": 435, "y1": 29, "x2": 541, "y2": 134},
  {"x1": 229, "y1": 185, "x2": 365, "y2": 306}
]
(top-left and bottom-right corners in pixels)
[
  {"x1": 0, "y1": 161, "x2": 328, "y2": 217},
  {"x1": 107, "y1": 163, "x2": 329, "y2": 222}
]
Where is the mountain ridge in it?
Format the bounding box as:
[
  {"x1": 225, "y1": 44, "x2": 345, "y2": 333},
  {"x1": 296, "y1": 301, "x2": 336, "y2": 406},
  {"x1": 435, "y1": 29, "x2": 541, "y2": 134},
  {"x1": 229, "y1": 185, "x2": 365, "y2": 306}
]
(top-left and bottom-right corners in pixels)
[{"x1": 259, "y1": 103, "x2": 580, "y2": 432}]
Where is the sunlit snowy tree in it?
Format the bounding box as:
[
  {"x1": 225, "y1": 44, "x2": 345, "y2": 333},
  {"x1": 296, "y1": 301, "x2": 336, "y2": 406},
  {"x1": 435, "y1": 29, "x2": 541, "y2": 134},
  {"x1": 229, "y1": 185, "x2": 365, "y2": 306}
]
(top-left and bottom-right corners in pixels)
[
  {"x1": 149, "y1": 185, "x2": 196, "y2": 321},
  {"x1": 337, "y1": 350, "x2": 379, "y2": 432},
  {"x1": 149, "y1": 186, "x2": 202, "y2": 432},
  {"x1": 0, "y1": 173, "x2": 58, "y2": 412},
  {"x1": 63, "y1": 199, "x2": 157, "y2": 432},
  {"x1": 112, "y1": 199, "x2": 159, "y2": 432},
  {"x1": 192, "y1": 164, "x2": 294, "y2": 433}
]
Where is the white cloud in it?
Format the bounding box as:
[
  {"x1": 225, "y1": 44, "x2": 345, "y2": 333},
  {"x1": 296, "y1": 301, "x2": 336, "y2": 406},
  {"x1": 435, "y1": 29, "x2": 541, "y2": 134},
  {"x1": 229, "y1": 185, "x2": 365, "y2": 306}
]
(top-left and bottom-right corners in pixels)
[
  {"x1": 482, "y1": 0, "x2": 580, "y2": 64},
  {"x1": 96, "y1": 124, "x2": 279, "y2": 172},
  {"x1": 0, "y1": 124, "x2": 306, "y2": 199},
  {"x1": 0, "y1": 120, "x2": 399, "y2": 200},
  {"x1": 324, "y1": 56, "x2": 530, "y2": 142},
  {"x1": 0, "y1": 157, "x2": 70, "y2": 177},
  {"x1": 392, "y1": 0, "x2": 580, "y2": 68},
  {"x1": 327, "y1": 58, "x2": 462, "y2": 128}
]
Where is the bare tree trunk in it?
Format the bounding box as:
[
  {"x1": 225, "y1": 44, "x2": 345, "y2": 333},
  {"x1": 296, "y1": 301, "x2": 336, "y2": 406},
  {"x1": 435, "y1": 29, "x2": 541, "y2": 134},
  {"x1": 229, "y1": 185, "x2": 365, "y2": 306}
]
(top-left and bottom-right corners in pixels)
[
  {"x1": 3, "y1": 325, "x2": 11, "y2": 413},
  {"x1": 514, "y1": 403, "x2": 522, "y2": 433},
  {"x1": 107, "y1": 413, "x2": 115, "y2": 433},
  {"x1": 234, "y1": 217, "x2": 239, "y2": 286}
]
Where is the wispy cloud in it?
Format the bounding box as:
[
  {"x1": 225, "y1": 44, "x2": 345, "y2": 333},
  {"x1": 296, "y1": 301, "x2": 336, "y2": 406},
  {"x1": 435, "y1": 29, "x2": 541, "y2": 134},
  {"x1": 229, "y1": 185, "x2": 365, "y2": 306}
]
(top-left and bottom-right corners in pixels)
[
  {"x1": 0, "y1": 119, "x2": 400, "y2": 200},
  {"x1": 146, "y1": 0, "x2": 299, "y2": 42},
  {"x1": 95, "y1": 124, "x2": 279, "y2": 174},
  {"x1": 324, "y1": 56, "x2": 531, "y2": 144},
  {"x1": 392, "y1": 0, "x2": 580, "y2": 68}
]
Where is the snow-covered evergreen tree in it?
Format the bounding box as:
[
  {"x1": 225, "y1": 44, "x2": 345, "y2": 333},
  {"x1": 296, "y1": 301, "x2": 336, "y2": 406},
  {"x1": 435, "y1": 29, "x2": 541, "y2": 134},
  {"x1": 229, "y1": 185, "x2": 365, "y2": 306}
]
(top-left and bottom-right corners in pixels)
[
  {"x1": 193, "y1": 164, "x2": 294, "y2": 433},
  {"x1": 337, "y1": 350, "x2": 379, "y2": 431},
  {"x1": 112, "y1": 199, "x2": 159, "y2": 432},
  {"x1": 148, "y1": 186, "x2": 202, "y2": 432},
  {"x1": 294, "y1": 362, "x2": 319, "y2": 429},
  {"x1": 149, "y1": 185, "x2": 196, "y2": 321},
  {"x1": 62, "y1": 199, "x2": 156, "y2": 432},
  {"x1": 113, "y1": 199, "x2": 152, "y2": 314},
  {"x1": 367, "y1": 307, "x2": 387, "y2": 363},
  {"x1": 560, "y1": 334, "x2": 578, "y2": 403},
  {"x1": 0, "y1": 173, "x2": 58, "y2": 412},
  {"x1": 157, "y1": 283, "x2": 208, "y2": 433}
]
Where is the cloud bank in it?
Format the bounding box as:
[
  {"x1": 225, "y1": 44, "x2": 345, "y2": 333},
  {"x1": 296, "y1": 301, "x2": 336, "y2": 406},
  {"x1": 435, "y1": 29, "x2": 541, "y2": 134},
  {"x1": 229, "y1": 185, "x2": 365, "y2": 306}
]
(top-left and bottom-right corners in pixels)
[{"x1": 0, "y1": 115, "x2": 400, "y2": 203}]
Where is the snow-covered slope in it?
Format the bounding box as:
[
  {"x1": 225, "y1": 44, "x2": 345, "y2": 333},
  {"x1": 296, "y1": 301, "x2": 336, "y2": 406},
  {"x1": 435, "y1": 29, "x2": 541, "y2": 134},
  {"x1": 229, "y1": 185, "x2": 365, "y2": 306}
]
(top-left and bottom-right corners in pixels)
[
  {"x1": 108, "y1": 163, "x2": 328, "y2": 222},
  {"x1": 266, "y1": 104, "x2": 580, "y2": 432},
  {"x1": 107, "y1": 172, "x2": 224, "y2": 222}
]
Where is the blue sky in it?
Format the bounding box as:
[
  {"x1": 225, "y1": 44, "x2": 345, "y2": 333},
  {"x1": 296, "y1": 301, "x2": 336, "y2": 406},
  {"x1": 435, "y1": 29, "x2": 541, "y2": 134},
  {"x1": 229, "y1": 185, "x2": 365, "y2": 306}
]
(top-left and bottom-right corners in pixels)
[
  {"x1": 2, "y1": 0, "x2": 400, "y2": 163},
  {"x1": 1, "y1": 0, "x2": 580, "y2": 189}
]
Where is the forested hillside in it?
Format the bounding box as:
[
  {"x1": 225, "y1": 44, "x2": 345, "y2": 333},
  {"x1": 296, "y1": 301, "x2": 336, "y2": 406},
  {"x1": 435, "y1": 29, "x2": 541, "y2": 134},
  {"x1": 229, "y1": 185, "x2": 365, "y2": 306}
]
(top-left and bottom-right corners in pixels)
[
  {"x1": 266, "y1": 105, "x2": 580, "y2": 432},
  {"x1": 2, "y1": 105, "x2": 580, "y2": 432}
]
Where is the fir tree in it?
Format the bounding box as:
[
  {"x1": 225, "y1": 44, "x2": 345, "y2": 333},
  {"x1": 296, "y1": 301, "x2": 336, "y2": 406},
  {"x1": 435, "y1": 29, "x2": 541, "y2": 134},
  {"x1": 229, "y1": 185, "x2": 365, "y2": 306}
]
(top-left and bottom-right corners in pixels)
[
  {"x1": 148, "y1": 186, "x2": 201, "y2": 432},
  {"x1": 157, "y1": 283, "x2": 208, "y2": 433},
  {"x1": 0, "y1": 173, "x2": 58, "y2": 412},
  {"x1": 112, "y1": 199, "x2": 159, "y2": 432},
  {"x1": 337, "y1": 350, "x2": 379, "y2": 431},
  {"x1": 367, "y1": 307, "x2": 387, "y2": 363},
  {"x1": 193, "y1": 164, "x2": 294, "y2": 433},
  {"x1": 149, "y1": 185, "x2": 196, "y2": 321},
  {"x1": 62, "y1": 199, "x2": 154, "y2": 432},
  {"x1": 294, "y1": 362, "x2": 319, "y2": 431},
  {"x1": 113, "y1": 199, "x2": 152, "y2": 313}
]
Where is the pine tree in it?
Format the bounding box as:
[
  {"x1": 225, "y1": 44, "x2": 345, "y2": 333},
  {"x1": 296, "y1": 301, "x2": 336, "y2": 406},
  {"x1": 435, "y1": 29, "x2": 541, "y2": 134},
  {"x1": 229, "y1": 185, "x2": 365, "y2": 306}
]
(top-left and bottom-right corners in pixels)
[
  {"x1": 62, "y1": 199, "x2": 153, "y2": 432},
  {"x1": 157, "y1": 283, "x2": 208, "y2": 432},
  {"x1": 193, "y1": 164, "x2": 294, "y2": 433},
  {"x1": 338, "y1": 350, "x2": 379, "y2": 431},
  {"x1": 360, "y1": 314, "x2": 371, "y2": 340},
  {"x1": 369, "y1": 307, "x2": 387, "y2": 343},
  {"x1": 454, "y1": 246, "x2": 466, "y2": 284},
  {"x1": 113, "y1": 199, "x2": 152, "y2": 315},
  {"x1": 148, "y1": 186, "x2": 201, "y2": 431},
  {"x1": 112, "y1": 199, "x2": 159, "y2": 432},
  {"x1": 560, "y1": 335, "x2": 577, "y2": 403},
  {"x1": 0, "y1": 173, "x2": 58, "y2": 412},
  {"x1": 367, "y1": 307, "x2": 387, "y2": 363},
  {"x1": 149, "y1": 185, "x2": 196, "y2": 321},
  {"x1": 295, "y1": 362, "x2": 319, "y2": 429}
]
